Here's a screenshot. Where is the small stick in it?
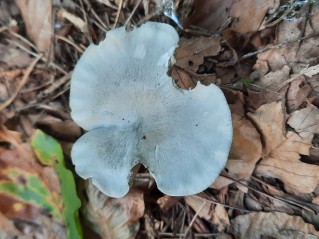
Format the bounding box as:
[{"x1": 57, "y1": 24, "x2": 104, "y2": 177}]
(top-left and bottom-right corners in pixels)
[
  {"x1": 113, "y1": 0, "x2": 123, "y2": 29},
  {"x1": 56, "y1": 35, "x2": 85, "y2": 53},
  {"x1": 124, "y1": 0, "x2": 143, "y2": 27},
  {"x1": 240, "y1": 32, "x2": 319, "y2": 60},
  {"x1": 0, "y1": 54, "x2": 42, "y2": 111},
  {"x1": 184, "y1": 200, "x2": 206, "y2": 238}
]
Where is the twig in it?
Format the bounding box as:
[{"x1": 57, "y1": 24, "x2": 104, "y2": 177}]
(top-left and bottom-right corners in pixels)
[
  {"x1": 240, "y1": 32, "x2": 319, "y2": 60},
  {"x1": 158, "y1": 232, "x2": 218, "y2": 238},
  {"x1": 195, "y1": 193, "x2": 251, "y2": 213},
  {"x1": 184, "y1": 200, "x2": 206, "y2": 238},
  {"x1": 124, "y1": 0, "x2": 143, "y2": 27},
  {"x1": 8, "y1": 30, "x2": 38, "y2": 51},
  {"x1": 113, "y1": 0, "x2": 123, "y2": 29},
  {"x1": 0, "y1": 26, "x2": 8, "y2": 33},
  {"x1": 56, "y1": 35, "x2": 85, "y2": 53},
  {"x1": 79, "y1": 0, "x2": 92, "y2": 43},
  {"x1": 0, "y1": 54, "x2": 43, "y2": 111},
  {"x1": 221, "y1": 174, "x2": 316, "y2": 213},
  {"x1": 8, "y1": 40, "x2": 67, "y2": 75}
]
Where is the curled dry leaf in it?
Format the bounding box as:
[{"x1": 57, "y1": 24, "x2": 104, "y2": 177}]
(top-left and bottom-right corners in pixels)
[
  {"x1": 248, "y1": 102, "x2": 318, "y2": 194},
  {"x1": 82, "y1": 181, "x2": 145, "y2": 239},
  {"x1": 171, "y1": 36, "x2": 238, "y2": 88},
  {"x1": 229, "y1": 211, "x2": 319, "y2": 239},
  {"x1": 213, "y1": 114, "x2": 262, "y2": 191},
  {"x1": 171, "y1": 36, "x2": 221, "y2": 89},
  {"x1": 15, "y1": 0, "x2": 52, "y2": 53},
  {"x1": 288, "y1": 104, "x2": 319, "y2": 135}
]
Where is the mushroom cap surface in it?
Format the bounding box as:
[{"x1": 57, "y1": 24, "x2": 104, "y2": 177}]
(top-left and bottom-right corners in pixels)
[{"x1": 70, "y1": 22, "x2": 233, "y2": 198}]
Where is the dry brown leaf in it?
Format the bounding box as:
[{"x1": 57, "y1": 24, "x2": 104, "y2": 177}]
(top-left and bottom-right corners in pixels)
[
  {"x1": 229, "y1": 211, "x2": 319, "y2": 239},
  {"x1": 171, "y1": 36, "x2": 231, "y2": 88},
  {"x1": 246, "y1": 89, "x2": 265, "y2": 111},
  {"x1": 255, "y1": 5, "x2": 319, "y2": 73},
  {"x1": 184, "y1": 0, "x2": 274, "y2": 34},
  {"x1": 254, "y1": 65, "x2": 290, "y2": 103},
  {"x1": 248, "y1": 102, "x2": 318, "y2": 194},
  {"x1": 213, "y1": 114, "x2": 262, "y2": 190},
  {"x1": 174, "y1": 36, "x2": 222, "y2": 73},
  {"x1": 229, "y1": 0, "x2": 275, "y2": 34},
  {"x1": 288, "y1": 104, "x2": 319, "y2": 135},
  {"x1": 185, "y1": 196, "x2": 230, "y2": 232},
  {"x1": 15, "y1": 0, "x2": 52, "y2": 53},
  {"x1": 83, "y1": 180, "x2": 145, "y2": 239},
  {"x1": 287, "y1": 75, "x2": 311, "y2": 112},
  {"x1": 223, "y1": 89, "x2": 245, "y2": 117}
]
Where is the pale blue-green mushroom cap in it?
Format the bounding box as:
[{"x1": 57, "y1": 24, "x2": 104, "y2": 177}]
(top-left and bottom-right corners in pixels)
[{"x1": 70, "y1": 22, "x2": 233, "y2": 198}]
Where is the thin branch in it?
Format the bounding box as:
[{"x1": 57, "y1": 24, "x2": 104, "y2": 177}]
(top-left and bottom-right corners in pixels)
[{"x1": 0, "y1": 54, "x2": 43, "y2": 111}]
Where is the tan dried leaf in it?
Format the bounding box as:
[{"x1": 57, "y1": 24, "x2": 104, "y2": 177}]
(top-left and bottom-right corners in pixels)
[
  {"x1": 184, "y1": 0, "x2": 274, "y2": 34},
  {"x1": 15, "y1": 0, "x2": 52, "y2": 53},
  {"x1": 230, "y1": 0, "x2": 275, "y2": 33},
  {"x1": 174, "y1": 36, "x2": 222, "y2": 73},
  {"x1": 287, "y1": 75, "x2": 312, "y2": 112},
  {"x1": 255, "y1": 65, "x2": 290, "y2": 103},
  {"x1": 301, "y1": 64, "x2": 319, "y2": 78},
  {"x1": 229, "y1": 212, "x2": 319, "y2": 239},
  {"x1": 248, "y1": 102, "x2": 318, "y2": 194},
  {"x1": 288, "y1": 104, "x2": 319, "y2": 135},
  {"x1": 83, "y1": 181, "x2": 145, "y2": 239},
  {"x1": 213, "y1": 114, "x2": 262, "y2": 190}
]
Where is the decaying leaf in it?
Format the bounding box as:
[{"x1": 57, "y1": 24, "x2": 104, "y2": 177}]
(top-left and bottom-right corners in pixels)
[
  {"x1": 229, "y1": 211, "x2": 319, "y2": 239},
  {"x1": 288, "y1": 104, "x2": 319, "y2": 135},
  {"x1": 213, "y1": 114, "x2": 262, "y2": 191},
  {"x1": 15, "y1": 0, "x2": 52, "y2": 53},
  {"x1": 248, "y1": 102, "x2": 318, "y2": 194},
  {"x1": 82, "y1": 181, "x2": 145, "y2": 239},
  {"x1": 0, "y1": 125, "x2": 67, "y2": 239}
]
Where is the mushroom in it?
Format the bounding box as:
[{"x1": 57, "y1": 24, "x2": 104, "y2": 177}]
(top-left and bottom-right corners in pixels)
[{"x1": 70, "y1": 22, "x2": 232, "y2": 198}]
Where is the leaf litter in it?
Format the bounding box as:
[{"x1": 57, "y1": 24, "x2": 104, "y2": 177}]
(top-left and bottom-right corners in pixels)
[{"x1": 0, "y1": 0, "x2": 319, "y2": 238}]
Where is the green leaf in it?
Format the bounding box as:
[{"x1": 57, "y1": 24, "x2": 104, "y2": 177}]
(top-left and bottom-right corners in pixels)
[
  {"x1": 243, "y1": 78, "x2": 252, "y2": 87},
  {"x1": 31, "y1": 130, "x2": 83, "y2": 239},
  {"x1": 0, "y1": 167, "x2": 62, "y2": 220}
]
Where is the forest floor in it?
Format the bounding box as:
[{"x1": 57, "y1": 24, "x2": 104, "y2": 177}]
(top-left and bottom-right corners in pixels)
[{"x1": 0, "y1": 0, "x2": 319, "y2": 238}]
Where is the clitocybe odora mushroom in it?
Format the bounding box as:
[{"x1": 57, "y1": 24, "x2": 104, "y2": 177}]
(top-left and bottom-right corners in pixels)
[{"x1": 70, "y1": 22, "x2": 232, "y2": 198}]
